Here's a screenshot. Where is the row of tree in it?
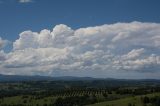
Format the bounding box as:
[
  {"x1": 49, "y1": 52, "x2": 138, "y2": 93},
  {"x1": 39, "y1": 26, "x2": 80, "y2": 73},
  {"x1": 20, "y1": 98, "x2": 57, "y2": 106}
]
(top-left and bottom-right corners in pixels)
[{"x1": 141, "y1": 96, "x2": 160, "y2": 106}]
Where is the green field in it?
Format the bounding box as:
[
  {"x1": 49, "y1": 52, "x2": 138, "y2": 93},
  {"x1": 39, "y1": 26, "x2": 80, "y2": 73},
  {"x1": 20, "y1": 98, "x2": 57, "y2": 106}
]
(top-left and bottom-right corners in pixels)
[
  {"x1": 0, "y1": 92, "x2": 160, "y2": 106},
  {"x1": 88, "y1": 93, "x2": 160, "y2": 106},
  {"x1": 0, "y1": 96, "x2": 56, "y2": 106}
]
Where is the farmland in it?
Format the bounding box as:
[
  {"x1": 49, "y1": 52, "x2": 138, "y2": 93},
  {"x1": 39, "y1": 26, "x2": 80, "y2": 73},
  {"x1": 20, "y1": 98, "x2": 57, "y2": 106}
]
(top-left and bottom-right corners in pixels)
[{"x1": 0, "y1": 79, "x2": 160, "y2": 106}]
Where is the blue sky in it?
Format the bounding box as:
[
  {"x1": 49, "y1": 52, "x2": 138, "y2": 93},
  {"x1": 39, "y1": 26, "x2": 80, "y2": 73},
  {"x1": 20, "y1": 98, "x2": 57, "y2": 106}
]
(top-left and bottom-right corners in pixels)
[
  {"x1": 0, "y1": 0, "x2": 160, "y2": 78},
  {"x1": 0, "y1": 0, "x2": 160, "y2": 41}
]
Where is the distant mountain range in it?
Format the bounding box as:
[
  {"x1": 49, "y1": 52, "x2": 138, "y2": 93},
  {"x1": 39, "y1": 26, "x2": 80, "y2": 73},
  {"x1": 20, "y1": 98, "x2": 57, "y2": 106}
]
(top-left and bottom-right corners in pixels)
[
  {"x1": 0, "y1": 74, "x2": 160, "y2": 82},
  {"x1": 0, "y1": 74, "x2": 100, "y2": 81}
]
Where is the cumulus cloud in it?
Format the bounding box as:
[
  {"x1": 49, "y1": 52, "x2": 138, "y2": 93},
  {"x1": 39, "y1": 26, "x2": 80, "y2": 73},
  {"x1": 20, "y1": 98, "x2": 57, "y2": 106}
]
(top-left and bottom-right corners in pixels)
[
  {"x1": 0, "y1": 37, "x2": 9, "y2": 49},
  {"x1": 18, "y1": 0, "x2": 33, "y2": 3},
  {"x1": 122, "y1": 48, "x2": 145, "y2": 60},
  {"x1": 0, "y1": 22, "x2": 160, "y2": 78}
]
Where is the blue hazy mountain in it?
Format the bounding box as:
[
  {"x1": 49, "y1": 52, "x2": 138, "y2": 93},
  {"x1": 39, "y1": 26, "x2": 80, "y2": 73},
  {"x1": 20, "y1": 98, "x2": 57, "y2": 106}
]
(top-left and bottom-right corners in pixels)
[
  {"x1": 0, "y1": 74, "x2": 98, "y2": 81},
  {"x1": 0, "y1": 74, "x2": 159, "y2": 82}
]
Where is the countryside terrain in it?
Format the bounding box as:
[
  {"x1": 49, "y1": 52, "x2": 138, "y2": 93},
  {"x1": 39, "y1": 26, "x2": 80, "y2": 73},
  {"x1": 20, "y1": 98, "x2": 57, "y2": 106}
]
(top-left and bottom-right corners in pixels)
[{"x1": 0, "y1": 74, "x2": 160, "y2": 106}]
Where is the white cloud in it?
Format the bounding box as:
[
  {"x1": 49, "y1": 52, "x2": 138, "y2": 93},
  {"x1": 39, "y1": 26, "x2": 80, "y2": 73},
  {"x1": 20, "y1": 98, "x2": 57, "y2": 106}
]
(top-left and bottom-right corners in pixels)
[
  {"x1": 0, "y1": 22, "x2": 160, "y2": 78},
  {"x1": 18, "y1": 0, "x2": 33, "y2": 3},
  {"x1": 122, "y1": 48, "x2": 145, "y2": 60},
  {"x1": 0, "y1": 50, "x2": 6, "y2": 64},
  {"x1": 0, "y1": 37, "x2": 9, "y2": 49}
]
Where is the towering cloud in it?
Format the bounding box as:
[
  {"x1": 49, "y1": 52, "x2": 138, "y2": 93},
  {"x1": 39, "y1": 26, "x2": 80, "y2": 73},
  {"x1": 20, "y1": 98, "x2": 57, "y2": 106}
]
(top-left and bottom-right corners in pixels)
[{"x1": 0, "y1": 22, "x2": 160, "y2": 78}]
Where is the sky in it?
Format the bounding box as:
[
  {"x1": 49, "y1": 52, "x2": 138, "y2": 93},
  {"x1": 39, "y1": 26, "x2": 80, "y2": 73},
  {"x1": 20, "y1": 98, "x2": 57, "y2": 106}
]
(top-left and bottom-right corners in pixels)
[{"x1": 0, "y1": 0, "x2": 160, "y2": 79}]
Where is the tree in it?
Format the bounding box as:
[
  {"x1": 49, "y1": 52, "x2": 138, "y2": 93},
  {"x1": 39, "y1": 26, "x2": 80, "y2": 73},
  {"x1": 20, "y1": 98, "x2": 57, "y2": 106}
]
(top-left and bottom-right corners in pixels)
[
  {"x1": 128, "y1": 103, "x2": 132, "y2": 106},
  {"x1": 142, "y1": 96, "x2": 150, "y2": 104}
]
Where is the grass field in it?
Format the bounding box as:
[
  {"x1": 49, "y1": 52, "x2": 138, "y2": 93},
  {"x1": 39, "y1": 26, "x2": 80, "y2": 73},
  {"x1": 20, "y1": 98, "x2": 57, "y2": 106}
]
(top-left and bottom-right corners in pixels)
[
  {"x1": 88, "y1": 92, "x2": 160, "y2": 106},
  {"x1": 0, "y1": 96, "x2": 58, "y2": 106}
]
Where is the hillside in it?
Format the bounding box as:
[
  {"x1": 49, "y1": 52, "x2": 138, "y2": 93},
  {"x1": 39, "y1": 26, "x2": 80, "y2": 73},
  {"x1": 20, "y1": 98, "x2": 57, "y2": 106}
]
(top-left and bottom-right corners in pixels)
[{"x1": 88, "y1": 92, "x2": 160, "y2": 106}]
